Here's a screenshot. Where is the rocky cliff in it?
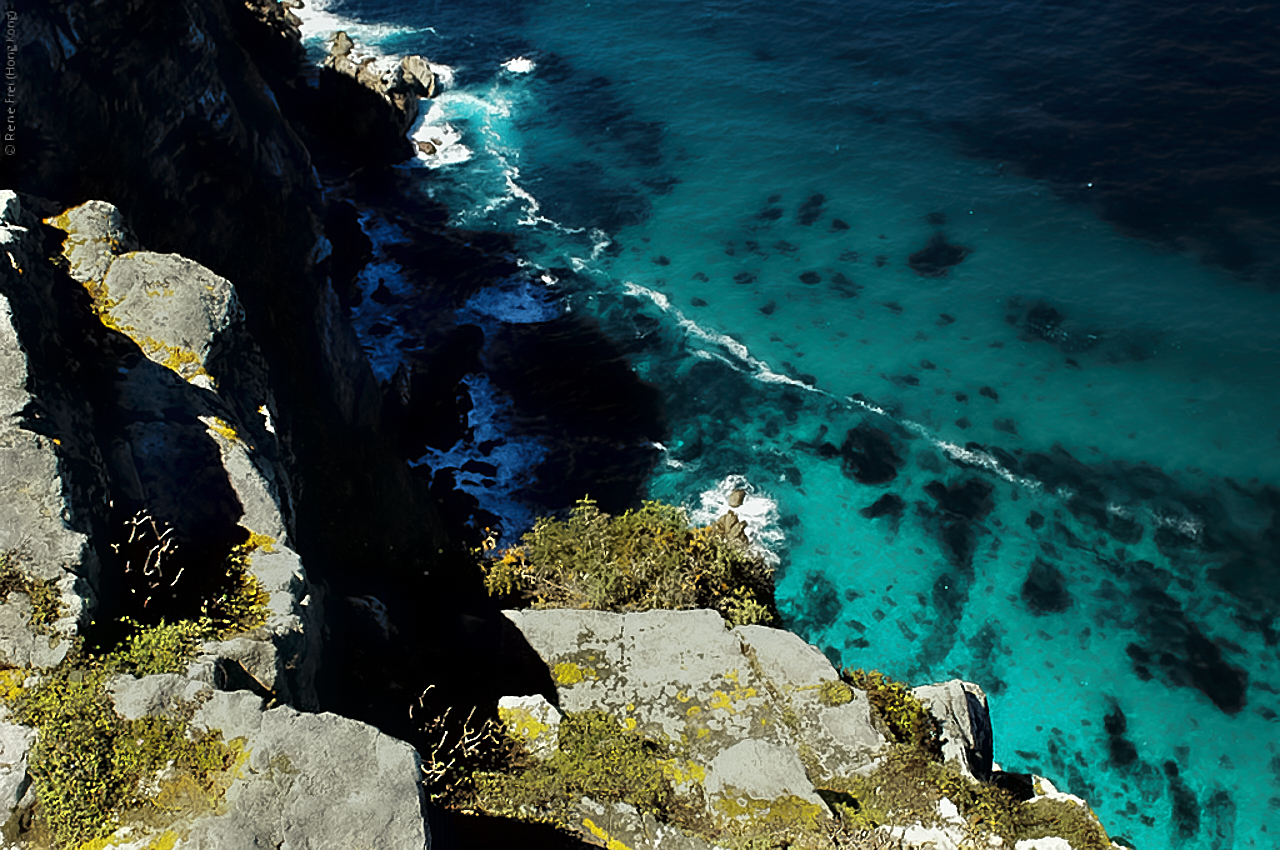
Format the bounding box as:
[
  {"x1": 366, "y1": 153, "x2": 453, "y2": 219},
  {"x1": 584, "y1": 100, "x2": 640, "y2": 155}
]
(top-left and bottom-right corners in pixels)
[{"x1": 0, "y1": 1, "x2": 1126, "y2": 848}]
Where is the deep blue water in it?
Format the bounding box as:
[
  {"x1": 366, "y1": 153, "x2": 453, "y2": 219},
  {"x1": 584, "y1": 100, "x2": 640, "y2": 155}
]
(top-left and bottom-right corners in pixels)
[{"x1": 299, "y1": 2, "x2": 1280, "y2": 847}]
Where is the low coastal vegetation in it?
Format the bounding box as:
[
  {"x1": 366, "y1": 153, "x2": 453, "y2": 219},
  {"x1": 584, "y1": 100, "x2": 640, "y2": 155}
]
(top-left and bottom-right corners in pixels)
[
  {"x1": 457, "y1": 497, "x2": 1116, "y2": 848},
  {"x1": 0, "y1": 621, "x2": 244, "y2": 849},
  {"x1": 820, "y1": 668, "x2": 1113, "y2": 849},
  {"x1": 0, "y1": 536, "x2": 272, "y2": 849},
  {"x1": 482, "y1": 497, "x2": 777, "y2": 627}
]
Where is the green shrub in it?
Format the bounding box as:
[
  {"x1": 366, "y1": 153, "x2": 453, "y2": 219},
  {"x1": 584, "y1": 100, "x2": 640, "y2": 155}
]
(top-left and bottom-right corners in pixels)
[
  {"x1": 841, "y1": 669, "x2": 940, "y2": 756},
  {"x1": 483, "y1": 498, "x2": 776, "y2": 625},
  {"x1": 4, "y1": 620, "x2": 241, "y2": 849},
  {"x1": 474, "y1": 710, "x2": 688, "y2": 825}
]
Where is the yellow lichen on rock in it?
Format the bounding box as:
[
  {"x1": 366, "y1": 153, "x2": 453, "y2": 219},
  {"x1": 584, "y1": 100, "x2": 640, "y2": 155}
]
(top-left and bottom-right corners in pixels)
[
  {"x1": 581, "y1": 817, "x2": 635, "y2": 850},
  {"x1": 498, "y1": 704, "x2": 554, "y2": 746},
  {"x1": 553, "y1": 661, "x2": 597, "y2": 687}
]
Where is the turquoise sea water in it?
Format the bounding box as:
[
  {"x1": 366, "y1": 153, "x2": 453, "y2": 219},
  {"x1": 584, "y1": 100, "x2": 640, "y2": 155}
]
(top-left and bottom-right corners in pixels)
[{"x1": 301, "y1": 2, "x2": 1280, "y2": 846}]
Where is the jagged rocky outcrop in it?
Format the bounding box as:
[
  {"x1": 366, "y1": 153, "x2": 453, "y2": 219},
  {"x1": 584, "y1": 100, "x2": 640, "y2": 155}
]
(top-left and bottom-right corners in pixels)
[
  {"x1": 0, "y1": 190, "x2": 429, "y2": 846},
  {"x1": 499, "y1": 608, "x2": 1123, "y2": 850},
  {"x1": 106, "y1": 675, "x2": 430, "y2": 849}
]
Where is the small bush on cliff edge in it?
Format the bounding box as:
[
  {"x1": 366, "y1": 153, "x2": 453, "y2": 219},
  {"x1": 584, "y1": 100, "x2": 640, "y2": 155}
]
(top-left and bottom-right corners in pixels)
[
  {"x1": 483, "y1": 497, "x2": 777, "y2": 626},
  {"x1": 824, "y1": 669, "x2": 1113, "y2": 849}
]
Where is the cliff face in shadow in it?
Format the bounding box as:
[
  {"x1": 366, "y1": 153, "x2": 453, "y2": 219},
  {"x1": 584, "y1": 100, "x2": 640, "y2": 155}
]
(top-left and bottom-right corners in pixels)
[{"x1": 4, "y1": 0, "x2": 509, "y2": 736}]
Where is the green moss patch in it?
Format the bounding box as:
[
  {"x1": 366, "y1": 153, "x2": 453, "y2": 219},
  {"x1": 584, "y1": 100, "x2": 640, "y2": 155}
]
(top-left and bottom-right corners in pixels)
[
  {"x1": 0, "y1": 551, "x2": 63, "y2": 634},
  {"x1": 483, "y1": 497, "x2": 777, "y2": 626}
]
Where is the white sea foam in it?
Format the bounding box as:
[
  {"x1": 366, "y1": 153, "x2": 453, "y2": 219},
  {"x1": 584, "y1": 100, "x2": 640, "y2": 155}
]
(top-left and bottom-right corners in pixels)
[
  {"x1": 689, "y1": 474, "x2": 784, "y2": 564},
  {"x1": 407, "y1": 98, "x2": 473, "y2": 168},
  {"x1": 502, "y1": 56, "x2": 536, "y2": 74},
  {"x1": 294, "y1": 0, "x2": 413, "y2": 52},
  {"x1": 410, "y1": 374, "x2": 548, "y2": 538},
  {"x1": 622, "y1": 281, "x2": 818, "y2": 392}
]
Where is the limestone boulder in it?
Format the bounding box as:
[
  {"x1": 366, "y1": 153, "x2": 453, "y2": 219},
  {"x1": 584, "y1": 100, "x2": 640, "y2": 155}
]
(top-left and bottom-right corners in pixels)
[
  {"x1": 501, "y1": 609, "x2": 887, "y2": 832},
  {"x1": 911, "y1": 679, "x2": 993, "y2": 782},
  {"x1": 0, "y1": 721, "x2": 36, "y2": 827},
  {"x1": 104, "y1": 676, "x2": 431, "y2": 849},
  {"x1": 322, "y1": 30, "x2": 440, "y2": 132}
]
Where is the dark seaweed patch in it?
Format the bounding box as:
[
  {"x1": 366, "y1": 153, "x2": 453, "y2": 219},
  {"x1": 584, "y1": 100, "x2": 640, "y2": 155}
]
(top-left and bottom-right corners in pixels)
[
  {"x1": 860, "y1": 493, "x2": 905, "y2": 520},
  {"x1": 799, "y1": 270, "x2": 822, "y2": 284},
  {"x1": 829, "y1": 272, "x2": 862, "y2": 298},
  {"x1": 1165, "y1": 761, "x2": 1201, "y2": 840},
  {"x1": 798, "y1": 192, "x2": 826, "y2": 225},
  {"x1": 840, "y1": 422, "x2": 906, "y2": 485},
  {"x1": 784, "y1": 570, "x2": 842, "y2": 634},
  {"x1": 1021, "y1": 557, "x2": 1073, "y2": 614},
  {"x1": 908, "y1": 233, "x2": 970, "y2": 277},
  {"x1": 923, "y1": 479, "x2": 995, "y2": 522}
]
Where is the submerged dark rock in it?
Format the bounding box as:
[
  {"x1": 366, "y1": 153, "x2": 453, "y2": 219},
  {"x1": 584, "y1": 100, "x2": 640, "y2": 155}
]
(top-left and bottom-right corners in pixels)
[
  {"x1": 924, "y1": 479, "x2": 995, "y2": 522},
  {"x1": 799, "y1": 271, "x2": 822, "y2": 284},
  {"x1": 1165, "y1": 761, "x2": 1201, "y2": 840},
  {"x1": 860, "y1": 493, "x2": 906, "y2": 521},
  {"x1": 1020, "y1": 558, "x2": 1073, "y2": 614},
  {"x1": 797, "y1": 193, "x2": 826, "y2": 225},
  {"x1": 908, "y1": 233, "x2": 971, "y2": 277},
  {"x1": 1103, "y1": 703, "x2": 1140, "y2": 769},
  {"x1": 1122, "y1": 583, "x2": 1249, "y2": 715},
  {"x1": 829, "y1": 272, "x2": 862, "y2": 298},
  {"x1": 840, "y1": 423, "x2": 907, "y2": 485}
]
